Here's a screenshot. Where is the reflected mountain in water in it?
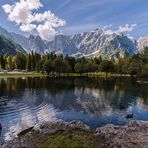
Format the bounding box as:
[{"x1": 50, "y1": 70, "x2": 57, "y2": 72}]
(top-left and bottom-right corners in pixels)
[{"x1": 0, "y1": 77, "x2": 148, "y2": 140}]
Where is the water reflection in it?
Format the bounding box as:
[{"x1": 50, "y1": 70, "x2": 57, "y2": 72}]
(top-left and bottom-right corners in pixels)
[{"x1": 0, "y1": 77, "x2": 148, "y2": 140}]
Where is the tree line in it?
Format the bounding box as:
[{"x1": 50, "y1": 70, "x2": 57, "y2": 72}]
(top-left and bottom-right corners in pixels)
[{"x1": 0, "y1": 48, "x2": 148, "y2": 77}]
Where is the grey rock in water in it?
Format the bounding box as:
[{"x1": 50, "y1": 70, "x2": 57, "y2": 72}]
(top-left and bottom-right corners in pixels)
[{"x1": 125, "y1": 113, "x2": 134, "y2": 119}]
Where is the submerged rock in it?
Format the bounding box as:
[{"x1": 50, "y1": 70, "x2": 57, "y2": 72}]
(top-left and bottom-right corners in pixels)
[{"x1": 126, "y1": 113, "x2": 134, "y2": 119}]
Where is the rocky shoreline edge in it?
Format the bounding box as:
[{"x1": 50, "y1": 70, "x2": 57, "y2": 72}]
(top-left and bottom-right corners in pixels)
[{"x1": 1, "y1": 120, "x2": 148, "y2": 148}]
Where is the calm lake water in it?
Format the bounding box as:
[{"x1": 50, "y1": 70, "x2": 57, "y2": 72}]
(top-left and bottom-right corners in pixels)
[{"x1": 0, "y1": 77, "x2": 148, "y2": 140}]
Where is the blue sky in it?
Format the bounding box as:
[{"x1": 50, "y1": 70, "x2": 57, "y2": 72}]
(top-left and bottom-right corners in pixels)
[{"x1": 0, "y1": 0, "x2": 148, "y2": 39}]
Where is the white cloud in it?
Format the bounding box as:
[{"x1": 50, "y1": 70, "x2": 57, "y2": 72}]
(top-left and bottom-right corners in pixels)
[
  {"x1": 34, "y1": 11, "x2": 65, "y2": 27},
  {"x1": 20, "y1": 24, "x2": 36, "y2": 32},
  {"x1": 2, "y1": 0, "x2": 66, "y2": 40},
  {"x1": 2, "y1": 4, "x2": 12, "y2": 13},
  {"x1": 103, "y1": 24, "x2": 112, "y2": 30},
  {"x1": 37, "y1": 21, "x2": 58, "y2": 40},
  {"x1": 25, "y1": 0, "x2": 43, "y2": 10},
  {"x1": 117, "y1": 24, "x2": 137, "y2": 33},
  {"x1": 104, "y1": 24, "x2": 137, "y2": 35},
  {"x1": 104, "y1": 29, "x2": 114, "y2": 35}
]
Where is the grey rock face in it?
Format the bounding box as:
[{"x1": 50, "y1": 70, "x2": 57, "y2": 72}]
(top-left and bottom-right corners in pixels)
[
  {"x1": 0, "y1": 35, "x2": 26, "y2": 55},
  {"x1": 0, "y1": 26, "x2": 139, "y2": 58},
  {"x1": 28, "y1": 35, "x2": 48, "y2": 53},
  {"x1": 48, "y1": 29, "x2": 138, "y2": 59},
  {"x1": 0, "y1": 27, "x2": 47, "y2": 54},
  {"x1": 138, "y1": 36, "x2": 148, "y2": 52},
  {"x1": 10, "y1": 32, "x2": 29, "y2": 51},
  {"x1": 0, "y1": 26, "x2": 14, "y2": 39}
]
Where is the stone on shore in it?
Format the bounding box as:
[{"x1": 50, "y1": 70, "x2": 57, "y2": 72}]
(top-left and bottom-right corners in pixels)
[
  {"x1": 1, "y1": 120, "x2": 148, "y2": 148},
  {"x1": 96, "y1": 120, "x2": 148, "y2": 148}
]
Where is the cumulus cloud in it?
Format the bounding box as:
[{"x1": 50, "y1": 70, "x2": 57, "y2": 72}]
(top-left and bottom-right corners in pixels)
[
  {"x1": 2, "y1": 4, "x2": 12, "y2": 13},
  {"x1": 37, "y1": 22, "x2": 57, "y2": 40},
  {"x1": 104, "y1": 24, "x2": 137, "y2": 35},
  {"x1": 117, "y1": 24, "x2": 137, "y2": 33},
  {"x1": 20, "y1": 24, "x2": 36, "y2": 32},
  {"x1": 103, "y1": 24, "x2": 112, "y2": 30},
  {"x1": 2, "y1": 0, "x2": 66, "y2": 40}
]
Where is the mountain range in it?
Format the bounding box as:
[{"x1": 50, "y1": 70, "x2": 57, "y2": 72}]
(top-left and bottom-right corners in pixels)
[
  {"x1": 0, "y1": 26, "x2": 147, "y2": 58},
  {"x1": 0, "y1": 35, "x2": 25, "y2": 55}
]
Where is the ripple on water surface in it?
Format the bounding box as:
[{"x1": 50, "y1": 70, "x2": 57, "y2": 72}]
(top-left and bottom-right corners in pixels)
[{"x1": 0, "y1": 77, "x2": 148, "y2": 140}]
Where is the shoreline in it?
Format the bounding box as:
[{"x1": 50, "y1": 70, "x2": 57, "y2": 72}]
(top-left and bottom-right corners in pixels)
[
  {"x1": 1, "y1": 120, "x2": 148, "y2": 148},
  {"x1": 0, "y1": 73, "x2": 48, "y2": 77},
  {"x1": 0, "y1": 72, "x2": 137, "y2": 78},
  {"x1": 0, "y1": 73, "x2": 147, "y2": 82}
]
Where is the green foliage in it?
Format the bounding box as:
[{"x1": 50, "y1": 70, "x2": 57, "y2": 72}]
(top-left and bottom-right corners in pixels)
[
  {"x1": 143, "y1": 46, "x2": 148, "y2": 54},
  {"x1": 74, "y1": 63, "x2": 84, "y2": 73},
  {"x1": 0, "y1": 51, "x2": 148, "y2": 77},
  {"x1": 26, "y1": 54, "x2": 32, "y2": 71},
  {"x1": 140, "y1": 64, "x2": 148, "y2": 77},
  {"x1": 127, "y1": 62, "x2": 141, "y2": 76},
  {"x1": 43, "y1": 60, "x2": 53, "y2": 74},
  {"x1": 15, "y1": 53, "x2": 26, "y2": 70},
  {"x1": 52, "y1": 57, "x2": 64, "y2": 74},
  {"x1": 84, "y1": 62, "x2": 99, "y2": 72},
  {"x1": 39, "y1": 130, "x2": 105, "y2": 148},
  {"x1": 99, "y1": 60, "x2": 115, "y2": 73},
  {"x1": 0, "y1": 55, "x2": 6, "y2": 69},
  {"x1": 65, "y1": 55, "x2": 76, "y2": 72}
]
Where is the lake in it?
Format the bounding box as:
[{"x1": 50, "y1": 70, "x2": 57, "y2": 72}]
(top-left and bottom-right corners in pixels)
[{"x1": 0, "y1": 77, "x2": 148, "y2": 140}]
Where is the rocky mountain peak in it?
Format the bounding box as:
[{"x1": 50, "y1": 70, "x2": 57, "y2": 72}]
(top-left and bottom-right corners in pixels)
[
  {"x1": 138, "y1": 36, "x2": 148, "y2": 51},
  {"x1": 0, "y1": 25, "x2": 142, "y2": 58}
]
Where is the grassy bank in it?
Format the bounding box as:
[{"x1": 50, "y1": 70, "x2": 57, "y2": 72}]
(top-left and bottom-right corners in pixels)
[
  {"x1": 47, "y1": 72, "x2": 131, "y2": 78},
  {"x1": 0, "y1": 72, "x2": 135, "y2": 78},
  {"x1": 39, "y1": 130, "x2": 106, "y2": 148},
  {"x1": 0, "y1": 73, "x2": 48, "y2": 77}
]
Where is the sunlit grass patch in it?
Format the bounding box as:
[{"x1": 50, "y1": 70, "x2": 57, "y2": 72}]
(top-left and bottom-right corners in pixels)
[{"x1": 39, "y1": 130, "x2": 106, "y2": 148}]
